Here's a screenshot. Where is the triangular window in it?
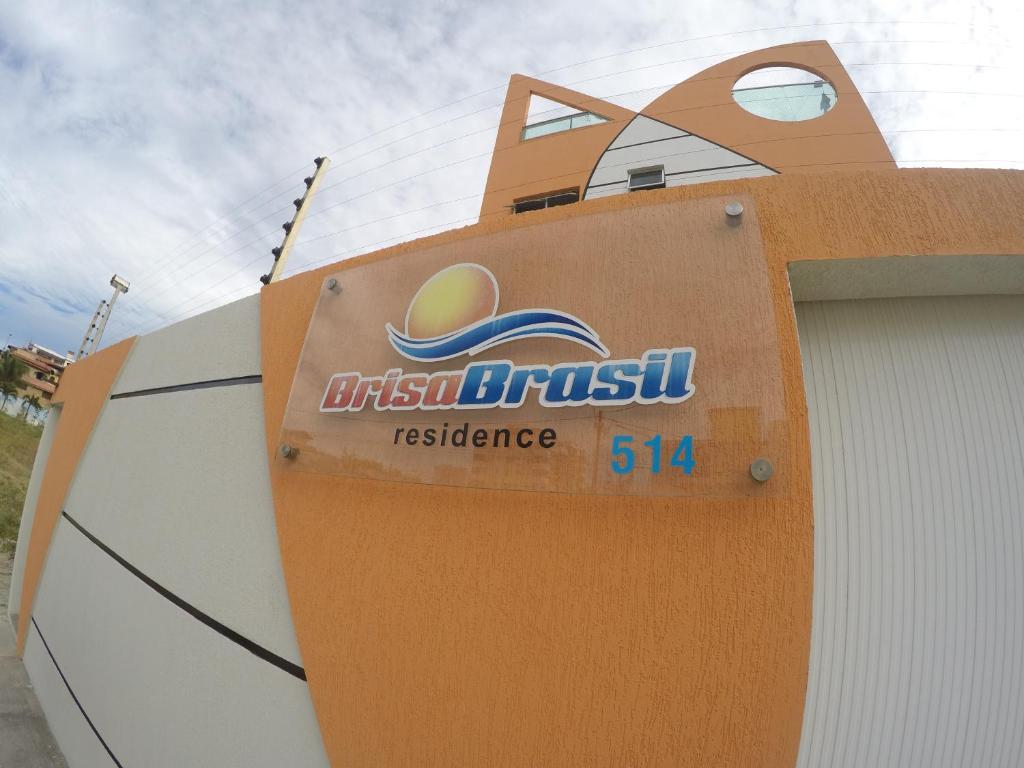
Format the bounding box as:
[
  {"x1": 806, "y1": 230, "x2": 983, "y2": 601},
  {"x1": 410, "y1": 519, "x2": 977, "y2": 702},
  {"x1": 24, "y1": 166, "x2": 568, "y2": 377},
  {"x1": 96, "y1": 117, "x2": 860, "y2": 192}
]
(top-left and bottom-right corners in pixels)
[{"x1": 522, "y1": 93, "x2": 607, "y2": 141}]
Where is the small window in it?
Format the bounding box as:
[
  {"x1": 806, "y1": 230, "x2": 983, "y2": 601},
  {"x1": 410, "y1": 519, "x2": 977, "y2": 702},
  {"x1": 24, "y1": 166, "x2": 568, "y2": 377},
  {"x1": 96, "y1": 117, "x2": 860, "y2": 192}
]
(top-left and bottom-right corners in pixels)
[
  {"x1": 628, "y1": 167, "x2": 666, "y2": 191},
  {"x1": 521, "y1": 111, "x2": 608, "y2": 141},
  {"x1": 513, "y1": 189, "x2": 580, "y2": 214}
]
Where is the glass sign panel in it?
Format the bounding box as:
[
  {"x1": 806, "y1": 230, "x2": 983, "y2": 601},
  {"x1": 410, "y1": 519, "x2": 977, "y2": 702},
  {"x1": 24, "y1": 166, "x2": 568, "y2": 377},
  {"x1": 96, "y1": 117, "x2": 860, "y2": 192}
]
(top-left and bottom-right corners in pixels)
[{"x1": 278, "y1": 195, "x2": 788, "y2": 497}]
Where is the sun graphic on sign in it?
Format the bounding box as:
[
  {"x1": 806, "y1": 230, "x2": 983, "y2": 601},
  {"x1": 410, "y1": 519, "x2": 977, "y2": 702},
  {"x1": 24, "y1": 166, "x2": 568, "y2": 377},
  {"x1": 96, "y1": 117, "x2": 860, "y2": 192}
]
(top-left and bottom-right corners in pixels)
[
  {"x1": 404, "y1": 263, "x2": 499, "y2": 339},
  {"x1": 385, "y1": 262, "x2": 608, "y2": 362}
]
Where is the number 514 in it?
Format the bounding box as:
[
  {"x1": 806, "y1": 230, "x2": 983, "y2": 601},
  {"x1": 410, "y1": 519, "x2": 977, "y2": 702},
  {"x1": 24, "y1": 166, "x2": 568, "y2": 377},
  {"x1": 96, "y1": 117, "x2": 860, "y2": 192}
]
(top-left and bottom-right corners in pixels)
[{"x1": 611, "y1": 435, "x2": 695, "y2": 475}]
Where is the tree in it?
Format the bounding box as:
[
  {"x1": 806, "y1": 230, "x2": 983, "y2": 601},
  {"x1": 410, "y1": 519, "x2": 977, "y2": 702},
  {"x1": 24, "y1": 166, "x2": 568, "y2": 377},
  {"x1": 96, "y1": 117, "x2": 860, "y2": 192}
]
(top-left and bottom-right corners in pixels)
[
  {"x1": 0, "y1": 352, "x2": 28, "y2": 415},
  {"x1": 21, "y1": 394, "x2": 41, "y2": 421},
  {"x1": 0, "y1": 351, "x2": 28, "y2": 390},
  {"x1": 0, "y1": 381, "x2": 16, "y2": 412}
]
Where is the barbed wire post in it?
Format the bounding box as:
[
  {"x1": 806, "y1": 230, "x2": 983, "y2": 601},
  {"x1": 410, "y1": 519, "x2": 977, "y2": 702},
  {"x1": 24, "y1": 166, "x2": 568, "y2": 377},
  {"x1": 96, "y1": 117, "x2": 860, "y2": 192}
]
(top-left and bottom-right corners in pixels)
[
  {"x1": 76, "y1": 275, "x2": 130, "y2": 360},
  {"x1": 260, "y1": 156, "x2": 331, "y2": 285}
]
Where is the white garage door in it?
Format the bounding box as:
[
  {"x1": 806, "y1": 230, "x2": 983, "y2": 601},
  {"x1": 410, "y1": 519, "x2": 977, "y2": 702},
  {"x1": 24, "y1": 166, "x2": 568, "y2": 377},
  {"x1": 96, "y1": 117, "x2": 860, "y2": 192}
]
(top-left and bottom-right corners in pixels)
[{"x1": 795, "y1": 295, "x2": 1024, "y2": 768}]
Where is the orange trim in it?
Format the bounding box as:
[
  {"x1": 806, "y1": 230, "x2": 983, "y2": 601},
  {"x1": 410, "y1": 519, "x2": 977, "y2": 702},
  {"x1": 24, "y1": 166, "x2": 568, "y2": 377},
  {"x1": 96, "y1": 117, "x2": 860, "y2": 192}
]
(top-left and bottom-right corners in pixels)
[
  {"x1": 16, "y1": 338, "x2": 136, "y2": 653},
  {"x1": 261, "y1": 167, "x2": 1024, "y2": 765}
]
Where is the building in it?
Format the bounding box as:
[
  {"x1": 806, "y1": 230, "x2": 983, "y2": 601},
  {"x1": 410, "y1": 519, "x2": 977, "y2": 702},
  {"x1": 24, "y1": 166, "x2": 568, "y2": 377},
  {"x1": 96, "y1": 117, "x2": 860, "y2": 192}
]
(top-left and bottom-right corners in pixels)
[
  {"x1": 28, "y1": 343, "x2": 74, "y2": 372},
  {"x1": 5, "y1": 343, "x2": 73, "y2": 404},
  {"x1": 6, "y1": 42, "x2": 1024, "y2": 767}
]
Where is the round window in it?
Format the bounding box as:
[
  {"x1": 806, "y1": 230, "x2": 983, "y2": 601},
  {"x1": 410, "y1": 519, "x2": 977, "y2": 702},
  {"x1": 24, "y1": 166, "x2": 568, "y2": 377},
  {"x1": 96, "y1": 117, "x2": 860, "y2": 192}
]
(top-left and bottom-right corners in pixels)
[{"x1": 732, "y1": 66, "x2": 837, "y2": 122}]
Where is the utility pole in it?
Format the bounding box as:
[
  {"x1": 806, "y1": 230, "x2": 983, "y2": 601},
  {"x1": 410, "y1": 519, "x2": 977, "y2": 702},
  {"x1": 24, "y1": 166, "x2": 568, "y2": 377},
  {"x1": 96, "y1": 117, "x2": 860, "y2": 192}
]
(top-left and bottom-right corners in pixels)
[
  {"x1": 260, "y1": 156, "x2": 331, "y2": 285},
  {"x1": 76, "y1": 274, "x2": 130, "y2": 361}
]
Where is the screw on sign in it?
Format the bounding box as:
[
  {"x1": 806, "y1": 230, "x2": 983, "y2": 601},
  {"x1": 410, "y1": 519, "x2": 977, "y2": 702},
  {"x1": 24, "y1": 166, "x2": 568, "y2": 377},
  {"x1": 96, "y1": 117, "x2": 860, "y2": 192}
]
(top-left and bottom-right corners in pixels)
[
  {"x1": 750, "y1": 457, "x2": 773, "y2": 482},
  {"x1": 725, "y1": 201, "x2": 744, "y2": 225}
]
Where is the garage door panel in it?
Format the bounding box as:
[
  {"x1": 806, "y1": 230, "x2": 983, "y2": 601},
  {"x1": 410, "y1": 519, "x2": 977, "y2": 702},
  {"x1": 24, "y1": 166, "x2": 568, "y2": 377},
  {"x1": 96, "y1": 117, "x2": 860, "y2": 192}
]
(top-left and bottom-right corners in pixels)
[{"x1": 796, "y1": 296, "x2": 1024, "y2": 768}]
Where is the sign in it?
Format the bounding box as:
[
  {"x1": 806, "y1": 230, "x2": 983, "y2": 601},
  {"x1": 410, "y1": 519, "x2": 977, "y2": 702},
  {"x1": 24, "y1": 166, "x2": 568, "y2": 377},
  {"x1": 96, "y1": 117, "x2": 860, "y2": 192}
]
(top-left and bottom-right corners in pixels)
[
  {"x1": 320, "y1": 262, "x2": 695, "y2": 413},
  {"x1": 278, "y1": 196, "x2": 788, "y2": 497}
]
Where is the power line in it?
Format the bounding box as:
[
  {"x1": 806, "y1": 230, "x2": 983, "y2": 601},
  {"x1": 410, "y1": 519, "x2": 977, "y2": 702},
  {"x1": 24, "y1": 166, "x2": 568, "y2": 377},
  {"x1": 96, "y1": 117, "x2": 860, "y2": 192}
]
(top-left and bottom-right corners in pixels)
[
  {"x1": 519, "y1": 20, "x2": 1007, "y2": 82},
  {"x1": 117, "y1": 23, "x2": 1014, "y2": 300},
  {"x1": 110, "y1": 141, "x2": 1024, "y2": 339},
  {"x1": 308, "y1": 41, "x2": 1015, "y2": 206},
  {"x1": 318, "y1": 19, "x2": 1009, "y2": 161},
  {"x1": 566, "y1": 47, "x2": 1013, "y2": 90},
  {"x1": 299, "y1": 57, "x2": 1019, "y2": 225},
  {"x1": 113, "y1": 170, "x2": 323, "y2": 323},
  {"x1": 294, "y1": 82, "x2": 1024, "y2": 231},
  {"x1": 312, "y1": 37, "x2": 1014, "y2": 188},
  {"x1": 114, "y1": 209, "x2": 293, "y2": 319},
  {"x1": 129, "y1": 165, "x2": 311, "y2": 285},
  {"x1": 118, "y1": 214, "x2": 483, "y2": 338},
  {"x1": 96, "y1": 104, "x2": 1024, "y2": 336},
  {"x1": 126, "y1": 55, "x2": 1016, "y2": 306},
  {"x1": 288, "y1": 127, "x2": 1024, "y2": 252},
  {"x1": 280, "y1": 157, "x2": 1022, "y2": 281},
  {"x1": 291, "y1": 193, "x2": 485, "y2": 248},
  {"x1": 111, "y1": 124, "x2": 1024, "y2": 336},
  {"x1": 100, "y1": 27, "x2": 1019, "y2": 333},
  {"x1": 118, "y1": 41, "x2": 1020, "y2": 313}
]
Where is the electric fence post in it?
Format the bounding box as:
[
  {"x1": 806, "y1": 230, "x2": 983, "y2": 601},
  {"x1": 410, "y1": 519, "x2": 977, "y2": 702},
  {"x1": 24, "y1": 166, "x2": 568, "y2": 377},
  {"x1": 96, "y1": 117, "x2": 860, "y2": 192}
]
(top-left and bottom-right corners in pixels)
[
  {"x1": 75, "y1": 274, "x2": 130, "y2": 360},
  {"x1": 260, "y1": 156, "x2": 331, "y2": 285}
]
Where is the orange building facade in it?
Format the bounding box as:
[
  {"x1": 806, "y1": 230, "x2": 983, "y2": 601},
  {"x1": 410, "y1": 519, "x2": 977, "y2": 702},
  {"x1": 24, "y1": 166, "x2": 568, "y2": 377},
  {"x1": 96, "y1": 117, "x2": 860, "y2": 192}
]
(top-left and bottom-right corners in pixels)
[{"x1": 7, "y1": 42, "x2": 1024, "y2": 767}]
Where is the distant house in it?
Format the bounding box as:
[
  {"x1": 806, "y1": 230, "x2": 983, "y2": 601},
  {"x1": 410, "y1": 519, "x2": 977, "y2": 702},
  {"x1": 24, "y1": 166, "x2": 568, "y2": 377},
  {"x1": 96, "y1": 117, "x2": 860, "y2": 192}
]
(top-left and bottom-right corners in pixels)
[{"x1": 6, "y1": 343, "x2": 74, "y2": 404}]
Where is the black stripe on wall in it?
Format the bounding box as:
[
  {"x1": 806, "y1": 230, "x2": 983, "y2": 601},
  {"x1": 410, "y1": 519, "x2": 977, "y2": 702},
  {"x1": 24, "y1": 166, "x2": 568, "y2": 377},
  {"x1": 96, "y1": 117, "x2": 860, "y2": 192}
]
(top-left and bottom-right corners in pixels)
[
  {"x1": 604, "y1": 133, "x2": 691, "y2": 152},
  {"x1": 665, "y1": 161, "x2": 759, "y2": 177},
  {"x1": 31, "y1": 618, "x2": 125, "y2": 768},
  {"x1": 110, "y1": 374, "x2": 262, "y2": 400},
  {"x1": 61, "y1": 511, "x2": 307, "y2": 681}
]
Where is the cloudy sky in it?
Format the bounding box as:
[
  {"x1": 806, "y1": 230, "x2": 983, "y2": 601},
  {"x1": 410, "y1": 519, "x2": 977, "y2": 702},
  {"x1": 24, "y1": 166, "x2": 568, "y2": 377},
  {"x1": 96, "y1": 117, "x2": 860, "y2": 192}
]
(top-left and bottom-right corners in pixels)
[{"x1": 0, "y1": 0, "x2": 1020, "y2": 356}]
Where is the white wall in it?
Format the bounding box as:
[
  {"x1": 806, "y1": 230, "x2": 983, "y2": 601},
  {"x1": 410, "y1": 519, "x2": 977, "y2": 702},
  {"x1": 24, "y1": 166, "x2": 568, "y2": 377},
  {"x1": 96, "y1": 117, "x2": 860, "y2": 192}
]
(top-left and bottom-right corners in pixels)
[
  {"x1": 796, "y1": 295, "x2": 1024, "y2": 768},
  {"x1": 23, "y1": 626, "x2": 119, "y2": 768},
  {"x1": 31, "y1": 520, "x2": 328, "y2": 767},
  {"x1": 62, "y1": 385, "x2": 302, "y2": 663},
  {"x1": 790, "y1": 254, "x2": 1024, "y2": 302},
  {"x1": 112, "y1": 295, "x2": 261, "y2": 394},
  {"x1": 21, "y1": 293, "x2": 330, "y2": 767},
  {"x1": 584, "y1": 115, "x2": 774, "y2": 199},
  {"x1": 7, "y1": 407, "x2": 60, "y2": 624}
]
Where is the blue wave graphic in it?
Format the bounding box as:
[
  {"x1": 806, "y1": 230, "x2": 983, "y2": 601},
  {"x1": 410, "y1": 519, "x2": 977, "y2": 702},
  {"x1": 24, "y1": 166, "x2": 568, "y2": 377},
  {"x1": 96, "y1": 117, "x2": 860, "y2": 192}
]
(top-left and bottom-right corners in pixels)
[{"x1": 387, "y1": 310, "x2": 609, "y2": 362}]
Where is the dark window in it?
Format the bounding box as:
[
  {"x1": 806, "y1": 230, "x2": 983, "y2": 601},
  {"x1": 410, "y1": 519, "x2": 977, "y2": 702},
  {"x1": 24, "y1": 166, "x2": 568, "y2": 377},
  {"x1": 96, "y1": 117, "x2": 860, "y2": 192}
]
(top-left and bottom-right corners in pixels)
[
  {"x1": 628, "y1": 167, "x2": 666, "y2": 191},
  {"x1": 513, "y1": 189, "x2": 580, "y2": 214}
]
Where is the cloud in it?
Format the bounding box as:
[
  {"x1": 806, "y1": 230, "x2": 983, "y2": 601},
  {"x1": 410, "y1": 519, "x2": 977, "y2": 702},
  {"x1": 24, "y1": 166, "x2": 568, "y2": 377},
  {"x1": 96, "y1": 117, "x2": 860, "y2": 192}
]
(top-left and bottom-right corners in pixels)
[{"x1": 0, "y1": 0, "x2": 1020, "y2": 355}]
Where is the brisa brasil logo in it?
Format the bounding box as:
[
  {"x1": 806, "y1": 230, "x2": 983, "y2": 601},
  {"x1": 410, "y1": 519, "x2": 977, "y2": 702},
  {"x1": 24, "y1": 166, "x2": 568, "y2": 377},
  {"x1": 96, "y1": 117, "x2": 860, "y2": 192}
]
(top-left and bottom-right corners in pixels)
[{"x1": 319, "y1": 263, "x2": 696, "y2": 412}]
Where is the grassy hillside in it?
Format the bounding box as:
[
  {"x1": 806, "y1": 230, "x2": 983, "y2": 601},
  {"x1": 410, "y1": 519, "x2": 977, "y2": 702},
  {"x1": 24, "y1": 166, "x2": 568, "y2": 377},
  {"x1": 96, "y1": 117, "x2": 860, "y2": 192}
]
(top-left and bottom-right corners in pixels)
[{"x1": 0, "y1": 411, "x2": 43, "y2": 552}]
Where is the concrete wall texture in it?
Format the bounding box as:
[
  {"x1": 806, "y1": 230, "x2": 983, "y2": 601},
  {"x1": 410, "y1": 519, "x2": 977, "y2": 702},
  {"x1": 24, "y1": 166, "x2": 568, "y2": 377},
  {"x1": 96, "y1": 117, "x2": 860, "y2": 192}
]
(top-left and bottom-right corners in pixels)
[{"x1": 5, "y1": 40, "x2": 1024, "y2": 768}]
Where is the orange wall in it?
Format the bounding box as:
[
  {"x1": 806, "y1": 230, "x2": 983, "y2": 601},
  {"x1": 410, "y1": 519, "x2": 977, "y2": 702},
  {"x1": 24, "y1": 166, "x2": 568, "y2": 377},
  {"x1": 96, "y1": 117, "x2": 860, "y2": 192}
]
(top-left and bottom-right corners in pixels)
[
  {"x1": 479, "y1": 75, "x2": 634, "y2": 220},
  {"x1": 642, "y1": 41, "x2": 895, "y2": 175},
  {"x1": 481, "y1": 41, "x2": 895, "y2": 219},
  {"x1": 261, "y1": 168, "x2": 1024, "y2": 766},
  {"x1": 12, "y1": 168, "x2": 1020, "y2": 765}
]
